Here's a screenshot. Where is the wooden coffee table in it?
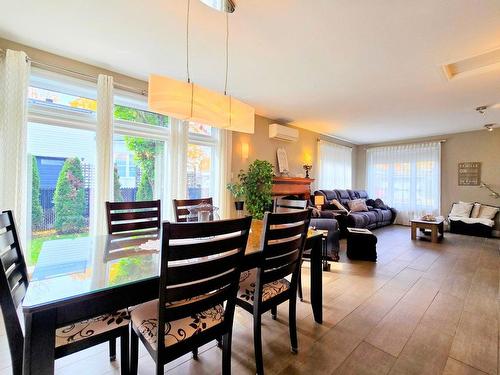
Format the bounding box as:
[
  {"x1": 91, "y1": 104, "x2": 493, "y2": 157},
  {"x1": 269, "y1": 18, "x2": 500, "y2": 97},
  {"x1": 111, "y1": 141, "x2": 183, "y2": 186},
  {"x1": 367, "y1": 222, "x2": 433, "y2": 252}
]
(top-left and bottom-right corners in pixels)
[{"x1": 410, "y1": 217, "x2": 444, "y2": 243}]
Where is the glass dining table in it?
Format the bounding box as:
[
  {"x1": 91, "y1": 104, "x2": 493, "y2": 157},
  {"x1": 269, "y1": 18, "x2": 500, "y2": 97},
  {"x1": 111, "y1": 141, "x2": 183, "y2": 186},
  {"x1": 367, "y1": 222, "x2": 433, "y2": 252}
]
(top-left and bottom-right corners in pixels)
[{"x1": 22, "y1": 219, "x2": 324, "y2": 375}]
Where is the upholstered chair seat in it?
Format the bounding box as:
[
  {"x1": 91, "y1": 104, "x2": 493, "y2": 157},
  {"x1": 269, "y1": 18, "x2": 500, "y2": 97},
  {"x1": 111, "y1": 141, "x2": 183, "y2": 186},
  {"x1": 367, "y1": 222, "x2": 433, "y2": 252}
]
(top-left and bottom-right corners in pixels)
[
  {"x1": 238, "y1": 269, "x2": 290, "y2": 304},
  {"x1": 130, "y1": 299, "x2": 224, "y2": 349},
  {"x1": 55, "y1": 310, "x2": 130, "y2": 348}
]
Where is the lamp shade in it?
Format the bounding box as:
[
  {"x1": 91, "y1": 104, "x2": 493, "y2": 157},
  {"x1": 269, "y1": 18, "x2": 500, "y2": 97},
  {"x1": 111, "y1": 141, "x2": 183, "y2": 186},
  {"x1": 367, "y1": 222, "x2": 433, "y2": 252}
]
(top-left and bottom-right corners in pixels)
[
  {"x1": 314, "y1": 195, "x2": 325, "y2": 206},
  {"x1": 148, "y1": 74, "x2": 254, "y2": 134}
]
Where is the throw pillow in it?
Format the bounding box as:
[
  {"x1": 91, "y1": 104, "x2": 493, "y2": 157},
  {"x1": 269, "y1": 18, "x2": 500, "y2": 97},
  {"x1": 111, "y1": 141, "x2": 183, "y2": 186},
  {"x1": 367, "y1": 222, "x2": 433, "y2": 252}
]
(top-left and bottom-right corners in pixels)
[
  {"x1": 348, "y1": 199, "x2": 368, "y2": 212},
  {"x1": 478, "y1": 205, "x2": 499, "y2": 220},
  {"x1": 470, "y1": 203, "x2": 481, "y2": 218},
  {"x1": 449, "y1": 202, "x2": 474, "y2": 218},
  {"x1": 374, "y1": 198, "x2": 389, "y2": 210},
  {"x1": 329, "y1": 199, "x2": 348, "y2": 212}
]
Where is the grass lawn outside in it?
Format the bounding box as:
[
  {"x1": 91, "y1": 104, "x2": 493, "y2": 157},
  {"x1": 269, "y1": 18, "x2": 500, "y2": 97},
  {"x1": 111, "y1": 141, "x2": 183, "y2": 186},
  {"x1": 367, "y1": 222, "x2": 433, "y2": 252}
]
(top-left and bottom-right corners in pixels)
[{"x1": 29, "y1": 231, "x2": 89, "y2": 266}]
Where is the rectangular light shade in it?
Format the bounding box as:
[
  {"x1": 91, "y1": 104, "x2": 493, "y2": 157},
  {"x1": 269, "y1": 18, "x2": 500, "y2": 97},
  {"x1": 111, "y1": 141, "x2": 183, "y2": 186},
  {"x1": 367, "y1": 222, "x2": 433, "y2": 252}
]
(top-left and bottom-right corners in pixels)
[
  {"x1": 314, "y1": 195, "x2": 325, "y2": 206},
  {"x1": 148, "y1": 74, "x2": 254, "y2": 134}
]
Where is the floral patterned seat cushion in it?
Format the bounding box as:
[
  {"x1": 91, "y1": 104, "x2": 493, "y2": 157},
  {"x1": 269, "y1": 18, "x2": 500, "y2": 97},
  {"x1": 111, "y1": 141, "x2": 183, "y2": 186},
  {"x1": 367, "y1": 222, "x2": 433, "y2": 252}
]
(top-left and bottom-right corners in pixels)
[
  {"x1": 238, "y1": 268, "x2": 290, "y2": 303},
  {"x1": 130, "y1": 299, "x2": 224, "y2": 349},
  {"x1": 55, "y1": 309, "x2": 130, "y2": 348}
]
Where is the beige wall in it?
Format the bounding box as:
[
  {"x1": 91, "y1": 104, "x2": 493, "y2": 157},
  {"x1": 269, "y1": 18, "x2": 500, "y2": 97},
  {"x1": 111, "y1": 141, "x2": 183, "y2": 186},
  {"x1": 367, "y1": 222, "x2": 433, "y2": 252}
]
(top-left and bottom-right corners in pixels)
[
  {"x1": 355, "y1": 129, "x2": 500, "y2": 215},
  {"x1": 231, "y1": 115, "x2": 357, "y2": 191}
]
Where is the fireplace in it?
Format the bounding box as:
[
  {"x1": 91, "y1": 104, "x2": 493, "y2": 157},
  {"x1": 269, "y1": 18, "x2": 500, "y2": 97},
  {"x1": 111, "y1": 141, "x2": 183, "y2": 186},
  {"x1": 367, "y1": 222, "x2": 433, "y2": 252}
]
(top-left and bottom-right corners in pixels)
[{"x1": 271, "y1": 177, "x2": 315, "y2": 200}]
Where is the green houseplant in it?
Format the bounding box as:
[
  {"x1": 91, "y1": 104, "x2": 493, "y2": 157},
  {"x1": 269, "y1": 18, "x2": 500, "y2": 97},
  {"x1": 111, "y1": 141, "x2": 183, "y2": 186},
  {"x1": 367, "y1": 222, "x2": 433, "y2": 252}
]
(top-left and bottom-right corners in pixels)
[
  {"x1": 240, "y1": 160, "x2": 274, "y2": 220},
  {"x1": 226, "y1": 180, "x2": 246, "y2": 211}
]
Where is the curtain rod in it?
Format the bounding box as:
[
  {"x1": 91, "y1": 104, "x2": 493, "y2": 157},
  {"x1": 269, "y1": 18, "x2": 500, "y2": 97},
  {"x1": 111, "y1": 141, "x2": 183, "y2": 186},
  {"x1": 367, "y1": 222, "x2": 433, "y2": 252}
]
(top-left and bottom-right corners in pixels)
[
  {"x1": 317, "y1": 138, "x2": 353, "y2": 149},
  {"x1": 364, "y1": 139, "x2": 446, "y2": 150},
  {"x1": 0, "y1": 47, "x2": 147, "y2": 96}
]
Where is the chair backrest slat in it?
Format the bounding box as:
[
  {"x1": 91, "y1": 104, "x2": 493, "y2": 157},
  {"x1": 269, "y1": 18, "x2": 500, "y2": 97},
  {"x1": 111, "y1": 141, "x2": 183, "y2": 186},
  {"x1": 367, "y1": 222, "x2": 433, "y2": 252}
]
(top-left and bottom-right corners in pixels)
[
  {"x1": 157, "y1": 216, "x2": 251, "y2": 353},
  {"x1": 167, "y1": 235, "x2": 247, "y2": 261},
  {"x1": 172, "y1": 198, "x2": 213, "y2": 222},
  {"x1": 255, "y1": 210, "x2": 311, "y2": 299},
  {"x1": 106, "y1": 200, "x2": 161, "y2": 235},
  {"x1": 275, "y1": 198, "x2": 308, "y2": 213},
  {"x1": 0, "y1": 210, "x2": 29, "y2": 374},
  {"x1": 166, "y1": 251, "x2": 242, "y2": 286}
]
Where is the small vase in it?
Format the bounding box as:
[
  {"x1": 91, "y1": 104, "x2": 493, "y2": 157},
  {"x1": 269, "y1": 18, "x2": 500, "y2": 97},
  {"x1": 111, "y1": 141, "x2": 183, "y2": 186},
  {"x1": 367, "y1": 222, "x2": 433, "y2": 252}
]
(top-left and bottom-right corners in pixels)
[{"x1": 234, "y1": 201, "x2": 244, "y2": 211}]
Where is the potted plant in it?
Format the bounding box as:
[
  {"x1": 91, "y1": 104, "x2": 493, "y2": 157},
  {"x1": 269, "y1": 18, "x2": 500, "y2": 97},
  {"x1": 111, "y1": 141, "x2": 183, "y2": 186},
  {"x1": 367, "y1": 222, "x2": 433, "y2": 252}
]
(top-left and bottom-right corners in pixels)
[
  {"x1": 226, "y1": 180, "x2": 246, "y2": 211},
  {"x1": 239, "y1": 160, "x2": 274, "y2": 220}
]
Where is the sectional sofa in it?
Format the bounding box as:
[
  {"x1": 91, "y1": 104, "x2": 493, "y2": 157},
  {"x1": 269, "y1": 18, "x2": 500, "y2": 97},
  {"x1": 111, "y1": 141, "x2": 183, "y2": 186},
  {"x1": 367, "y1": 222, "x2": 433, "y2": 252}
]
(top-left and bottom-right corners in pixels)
[{"x1": 314, "y1": 189, "x2": 397, "y2": 234}]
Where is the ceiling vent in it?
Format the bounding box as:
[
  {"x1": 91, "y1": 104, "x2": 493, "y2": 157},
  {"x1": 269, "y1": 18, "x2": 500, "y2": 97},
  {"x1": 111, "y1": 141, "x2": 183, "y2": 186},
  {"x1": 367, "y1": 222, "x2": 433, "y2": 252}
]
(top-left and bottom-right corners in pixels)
[
  {"x1": 443, "y1": 47, "x2": 500, "y2": 80},
  {"x1": 269, "y1": 123, "x2": 299, "y2": 142}
]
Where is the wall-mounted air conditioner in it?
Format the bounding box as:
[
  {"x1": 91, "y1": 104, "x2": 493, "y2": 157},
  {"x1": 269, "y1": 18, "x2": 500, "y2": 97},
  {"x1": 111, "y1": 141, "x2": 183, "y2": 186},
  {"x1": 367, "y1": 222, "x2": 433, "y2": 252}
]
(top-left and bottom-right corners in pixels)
[{"x1": 269, "y1": 123, "x2": 299, "y2": 142}]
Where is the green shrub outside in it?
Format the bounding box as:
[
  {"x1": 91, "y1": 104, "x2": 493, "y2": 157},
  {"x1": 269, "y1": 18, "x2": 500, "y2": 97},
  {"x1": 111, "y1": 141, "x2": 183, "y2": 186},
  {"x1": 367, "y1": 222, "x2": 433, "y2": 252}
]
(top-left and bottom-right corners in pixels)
[{"x1": 53, "y1": 157, "x2": 86, "y2": 234}]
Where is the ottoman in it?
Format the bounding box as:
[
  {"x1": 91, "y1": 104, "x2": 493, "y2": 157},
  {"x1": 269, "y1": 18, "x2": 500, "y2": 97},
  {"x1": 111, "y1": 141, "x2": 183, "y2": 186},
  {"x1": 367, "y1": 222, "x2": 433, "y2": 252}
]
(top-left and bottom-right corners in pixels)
[{"x1": 346, "y1": 227, "x2": 377, "y2": 262}]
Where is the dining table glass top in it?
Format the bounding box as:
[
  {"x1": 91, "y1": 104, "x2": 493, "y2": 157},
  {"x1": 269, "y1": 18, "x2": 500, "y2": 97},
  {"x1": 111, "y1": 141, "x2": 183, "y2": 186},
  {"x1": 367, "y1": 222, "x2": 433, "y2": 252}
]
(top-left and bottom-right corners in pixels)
[{"x1": 23, "y1": 219, "x2": 322, "y2": 310}]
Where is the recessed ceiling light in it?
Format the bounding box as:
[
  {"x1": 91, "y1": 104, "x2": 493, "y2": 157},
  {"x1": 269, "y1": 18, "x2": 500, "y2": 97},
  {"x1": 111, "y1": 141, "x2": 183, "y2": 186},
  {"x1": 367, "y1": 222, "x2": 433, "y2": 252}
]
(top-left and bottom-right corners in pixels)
[{"x1": 443, "y1": 47, "x2": 500, "y2": 80}]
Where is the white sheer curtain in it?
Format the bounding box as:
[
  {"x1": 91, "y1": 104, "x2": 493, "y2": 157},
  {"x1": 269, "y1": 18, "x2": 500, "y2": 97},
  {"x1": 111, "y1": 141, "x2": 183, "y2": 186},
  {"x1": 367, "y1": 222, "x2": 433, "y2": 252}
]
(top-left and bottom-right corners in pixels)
[
  {"x1": 165, "y1": 118, "x2": 188, "y2": 219},
  {"x1": 0, "y1": 49, "x2": 30, "y2": 244},
  {"x1": 93, "y1": 74, "x2": 114, "y2": 235},
  {"x1": 216, "y1": 129, "x2": 232, "y2": 218},
  {"x1": 317, "y1": 140, "x2": 352, "y2": 189},
  {"x1": 366, "y1": 142, "x2": 441, "y2": 225}
]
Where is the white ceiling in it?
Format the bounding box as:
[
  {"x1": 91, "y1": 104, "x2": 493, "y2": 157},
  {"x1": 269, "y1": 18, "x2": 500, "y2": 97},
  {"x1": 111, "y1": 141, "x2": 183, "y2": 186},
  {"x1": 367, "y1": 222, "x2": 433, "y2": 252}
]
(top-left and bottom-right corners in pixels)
[{"x1": 1, "y1": 0, "x2": 500, "y2": 144}]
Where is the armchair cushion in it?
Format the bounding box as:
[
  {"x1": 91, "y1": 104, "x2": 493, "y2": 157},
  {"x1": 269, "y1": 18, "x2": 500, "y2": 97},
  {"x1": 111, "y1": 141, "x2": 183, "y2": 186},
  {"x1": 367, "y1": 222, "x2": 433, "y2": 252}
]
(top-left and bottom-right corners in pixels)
[
  {"x1": 130, "y1": 299, "x2": 224, "y2": 349},
  {"x1": 55, "y1": 310, "x2": 130, "y2": 348},
  {"x1": 238, "y1": 269, "x2": 290, "y2": 303}
]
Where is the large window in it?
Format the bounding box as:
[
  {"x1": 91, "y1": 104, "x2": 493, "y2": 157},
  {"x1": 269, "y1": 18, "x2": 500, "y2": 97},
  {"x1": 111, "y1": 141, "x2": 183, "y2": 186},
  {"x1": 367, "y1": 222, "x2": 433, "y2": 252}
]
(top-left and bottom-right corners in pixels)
[
  {"x1": 113, "y1": 91, "x2": 168, "y2": 203},
  {"x1": 27, "y1": 69, "x2": 97, "y2": 266},
  {"x1": 366, "y1": 142, "x2": 441, "y2": 225},
  {"x1": 186, "y1": 122, "x2": 218, "y2": 199},
  {"x1": 317, "y1": 140, "x2": 352, "y2": 189},
  {"x1": 26, "y1": 69, "x2": 223, "y2": 265}
]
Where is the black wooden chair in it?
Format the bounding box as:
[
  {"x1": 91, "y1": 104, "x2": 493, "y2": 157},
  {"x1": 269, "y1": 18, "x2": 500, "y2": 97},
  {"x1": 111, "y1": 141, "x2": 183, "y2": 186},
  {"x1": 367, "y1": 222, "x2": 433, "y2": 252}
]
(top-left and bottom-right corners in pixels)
[
  {"x1": 0, "y1": 210, "x2": 130, "y2": 375},
  {"x1": 274, "y1": 198, "x2": 311, "y2": 302},
  {"x1": 106, "y1": 200, "x2": 161, "y2": 235},
  {"x1": 129, "y1": 216, "x2": 252, "y2": 375},
  {"x1": 237, "y1": 210, "x2": 311, "y2": 375},
  {"x1": 172, "y1": 197, "x2": 213, "y2": 222}
]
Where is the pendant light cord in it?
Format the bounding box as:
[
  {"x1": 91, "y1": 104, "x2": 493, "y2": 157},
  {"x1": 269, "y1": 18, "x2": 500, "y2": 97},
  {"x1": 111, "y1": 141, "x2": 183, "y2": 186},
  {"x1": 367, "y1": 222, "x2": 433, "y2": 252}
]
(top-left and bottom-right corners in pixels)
[
  {"x1": 186, "y1": 0, "x2": 191, "y2": 83},
  {"x1": 224, "y1": 12, "x2": 229, "y2": 95}
]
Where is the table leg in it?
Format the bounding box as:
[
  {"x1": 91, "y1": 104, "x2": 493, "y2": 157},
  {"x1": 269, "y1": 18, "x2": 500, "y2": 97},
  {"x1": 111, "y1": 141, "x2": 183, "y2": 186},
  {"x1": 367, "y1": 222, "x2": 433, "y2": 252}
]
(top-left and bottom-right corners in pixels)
[
  {"x1": 310, "y1": 236, "x2": 323, "y2": 324},
  {"x1": 411, "y1": 223, "x2": 417, "y2": 240},
  {"x1": 23, "y1": 310, "x2": 56, "y2": 375},
  {"x1": 431, "y1": 226, "x2": 438, "y2": 243},
  {"x1": 439, "y1": 222, "x2": 444, "y2": 238}
]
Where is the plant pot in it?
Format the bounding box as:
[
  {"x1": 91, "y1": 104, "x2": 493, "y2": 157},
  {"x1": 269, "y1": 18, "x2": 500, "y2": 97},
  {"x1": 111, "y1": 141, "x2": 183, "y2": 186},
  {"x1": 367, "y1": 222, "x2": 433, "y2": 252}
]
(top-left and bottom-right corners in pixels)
[{"x1": 234, "y1": 201, "x2": 244, "y2": 211}]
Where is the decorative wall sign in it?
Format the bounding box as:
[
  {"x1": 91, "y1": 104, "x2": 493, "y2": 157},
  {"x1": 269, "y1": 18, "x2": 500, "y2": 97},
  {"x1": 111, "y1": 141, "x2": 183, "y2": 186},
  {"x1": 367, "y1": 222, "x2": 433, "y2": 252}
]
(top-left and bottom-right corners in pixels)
[{"x1": 458, "y1": 162, "x2": 481, "y2": 186}]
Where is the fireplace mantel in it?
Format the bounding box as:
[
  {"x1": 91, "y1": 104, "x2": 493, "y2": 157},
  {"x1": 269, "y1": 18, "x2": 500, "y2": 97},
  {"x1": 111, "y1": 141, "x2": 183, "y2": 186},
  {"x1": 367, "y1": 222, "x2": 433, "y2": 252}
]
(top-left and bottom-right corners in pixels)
[{"x1": 271, "y1": 177, "x2": 315, "y2": 200}]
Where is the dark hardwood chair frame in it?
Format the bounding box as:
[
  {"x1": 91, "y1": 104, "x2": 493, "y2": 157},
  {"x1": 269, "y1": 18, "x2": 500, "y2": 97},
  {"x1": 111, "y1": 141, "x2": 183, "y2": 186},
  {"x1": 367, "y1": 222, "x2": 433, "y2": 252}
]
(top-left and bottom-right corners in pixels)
[
  {"x1": 0, "y1": 210, "x2": 129, "y2": 375},
  {"x1": 274, "y1": 198, "x2": 312, "y2": 302},
  {"x1": 130, "y1": 216, "x2": 252, "y2": 375},
  {"x1": 172, "y1": 197, "x2": 213, "y2": 222},
  {"x1": 236, "y1": 209, "x2": 311, "y2": 375},
  {"x1": 106, "y1": 200, "x2": 161, "y2": 235}
]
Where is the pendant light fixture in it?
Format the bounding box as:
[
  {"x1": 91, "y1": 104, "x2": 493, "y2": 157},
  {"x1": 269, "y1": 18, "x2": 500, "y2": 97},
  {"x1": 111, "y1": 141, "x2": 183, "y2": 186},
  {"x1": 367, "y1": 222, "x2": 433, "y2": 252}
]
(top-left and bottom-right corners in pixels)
[{"x1": 148, "y1": 0, "x2": 254, "y2": 133}]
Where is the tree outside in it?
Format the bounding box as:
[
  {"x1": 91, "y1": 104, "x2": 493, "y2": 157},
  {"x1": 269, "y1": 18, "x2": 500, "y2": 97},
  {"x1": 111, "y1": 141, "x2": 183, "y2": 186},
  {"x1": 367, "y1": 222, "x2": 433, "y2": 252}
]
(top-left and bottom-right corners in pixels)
[
  {"x1": 31, "y1": 156, "x2": 43, "y2": 228},
  {"x1": 53, "y1": 157, "x2": 86, "y2": 234}
]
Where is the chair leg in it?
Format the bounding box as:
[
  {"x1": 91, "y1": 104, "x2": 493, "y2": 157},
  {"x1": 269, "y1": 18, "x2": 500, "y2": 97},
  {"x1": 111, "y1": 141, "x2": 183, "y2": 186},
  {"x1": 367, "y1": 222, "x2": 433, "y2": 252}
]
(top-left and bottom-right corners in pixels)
[
  {"x1": 130, "y1": 328, "x2": 139, "y2": 375},
  {"x1": 120, "y1": 332, "x2": 129, "y2": 375},
  {"x1": 253, "y1": 313, "x2": 264, "y2": 375},
  {"x1": 271, "y1": 306, "x2": 277, "y2": 320},
  {"x1": 297, "y1": 261, "x2": 304, "y2": 301},
  {"x1": 222, "y1": 331, "x2": 232, "y2": 375},
  {"x1": 289, "y1": 294, "x2": 298, "y2": 353},
  {"x1": 109, "y1": 338, "x2": 117, "y2": 361},
  {"x1": 192, "y1": 347, "x2": 198, "y2": 360}
]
